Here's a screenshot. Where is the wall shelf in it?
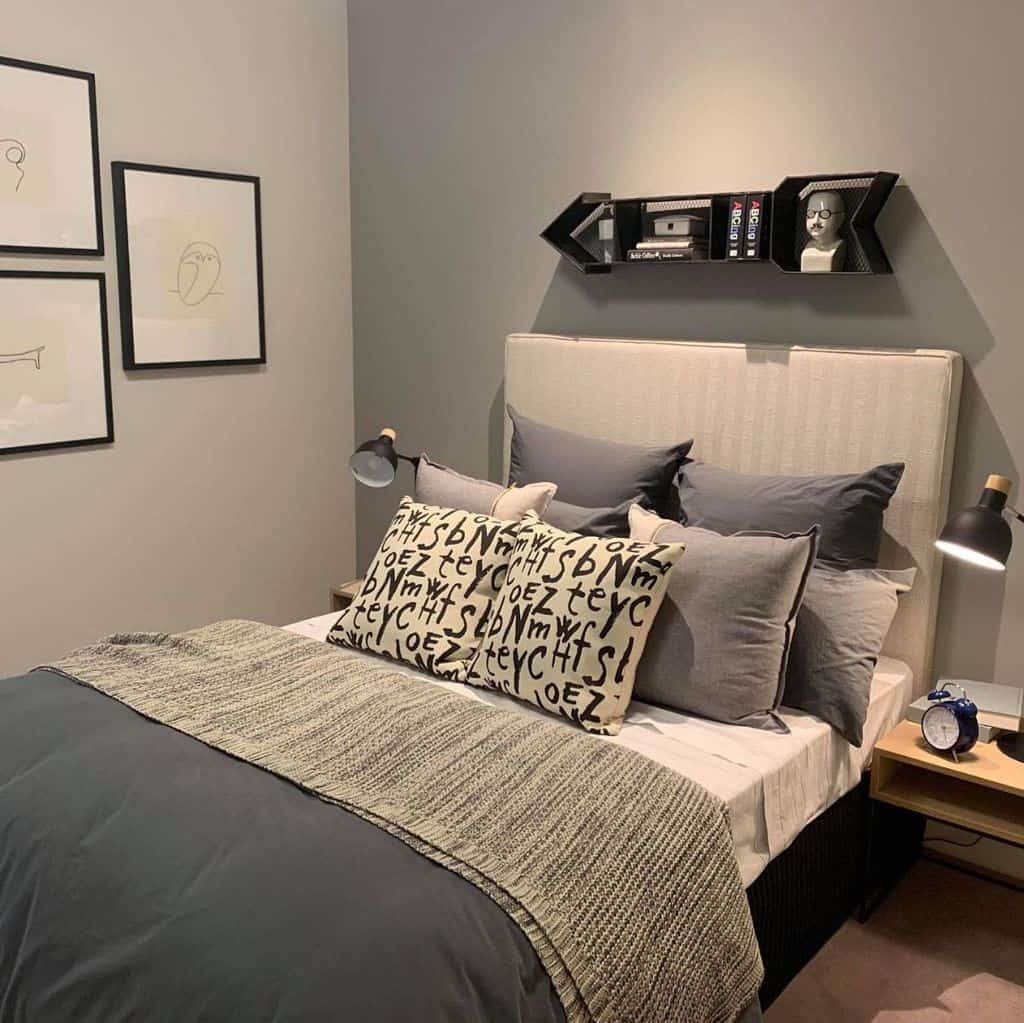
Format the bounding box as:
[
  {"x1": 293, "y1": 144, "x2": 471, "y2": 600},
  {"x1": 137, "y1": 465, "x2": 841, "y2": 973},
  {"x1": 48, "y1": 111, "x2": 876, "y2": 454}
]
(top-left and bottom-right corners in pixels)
[{"x1": 541, "y1": 172, "x2": 898, "y2": 276}]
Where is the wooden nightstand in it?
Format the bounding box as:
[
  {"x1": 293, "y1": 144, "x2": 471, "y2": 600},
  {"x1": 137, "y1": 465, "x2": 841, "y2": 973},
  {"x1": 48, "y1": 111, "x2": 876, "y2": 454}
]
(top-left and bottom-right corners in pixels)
[
  {"x1": 857, "y1": 720, "x2": 1024, "y2": 918},
  {"x1": 330, "y1": 579, "x2": 363, "y2": 612},
  {"x1": 872, "y1": 720, "x2": 1024, "y2": 847}
]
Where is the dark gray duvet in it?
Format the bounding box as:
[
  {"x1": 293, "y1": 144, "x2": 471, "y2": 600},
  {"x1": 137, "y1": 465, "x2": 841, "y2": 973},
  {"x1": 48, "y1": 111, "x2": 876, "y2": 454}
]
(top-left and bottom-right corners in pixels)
[{"x1": 0, "y1": 669, "x2": 564, "y2": 1022}]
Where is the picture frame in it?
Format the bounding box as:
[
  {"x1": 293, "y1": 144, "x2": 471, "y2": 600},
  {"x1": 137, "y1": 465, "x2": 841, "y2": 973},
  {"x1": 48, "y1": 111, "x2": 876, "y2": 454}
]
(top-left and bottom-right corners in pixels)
[
  {"x1": 112, "y1": 162, "x2": 266, "y2": 370},
  {"x1": 0, "y1": 55, "x2": 104, "y2": 255},
  {"x1": 0, "y1": 271, "x2": 114, "y2": 456}
]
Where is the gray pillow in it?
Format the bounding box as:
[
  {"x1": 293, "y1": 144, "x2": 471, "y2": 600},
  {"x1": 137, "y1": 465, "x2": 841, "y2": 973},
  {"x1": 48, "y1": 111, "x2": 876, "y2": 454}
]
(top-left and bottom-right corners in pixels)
[
  {"x1": 542, "y1": 496, "x2": 642, "y2": 537},
  {"x1": 676, "y1": 461, "x2": 904, "y2": 569},
  {"x1": 415, "y1": 454, "x2": 556, "y2": 520},
  {"x1": 784, "y1": 565, "x2": 915, "y2": 747},
  {"x1": 508, "y1": 405, "x2": 692, "y2": 513},
  {"x1": 629, "y1": 505, "x2": 818, "y2": 732}
]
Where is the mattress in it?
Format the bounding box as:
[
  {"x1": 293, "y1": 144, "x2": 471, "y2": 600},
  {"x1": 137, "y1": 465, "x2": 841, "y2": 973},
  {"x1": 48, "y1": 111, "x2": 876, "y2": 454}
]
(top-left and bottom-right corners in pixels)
[{"x1": 287, "y1": 612, "x2": 913, "y2": 886}]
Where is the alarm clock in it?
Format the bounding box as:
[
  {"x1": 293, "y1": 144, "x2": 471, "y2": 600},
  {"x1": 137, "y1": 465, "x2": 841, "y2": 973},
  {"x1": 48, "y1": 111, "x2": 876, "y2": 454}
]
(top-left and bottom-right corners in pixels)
[{"x1": 920, "y1": 683, "x2": 979, "y2": 761}]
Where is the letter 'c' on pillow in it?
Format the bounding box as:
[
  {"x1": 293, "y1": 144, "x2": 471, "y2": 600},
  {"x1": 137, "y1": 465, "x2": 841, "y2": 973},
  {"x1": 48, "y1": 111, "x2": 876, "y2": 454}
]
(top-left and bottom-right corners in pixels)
[
  {"x1": 415, "y1": 453, "x2": 556, "y2": 520},
  {"x1": 507, "y1": 405, "x2": 692, "y2": 513},
  {"x1": 327, "y1": 498, "x2": 519, "y2": 680},
  {"x1": 467, "y1": 510, "x2": 685, "y2": 736},
  {"x1": 629, "y1": 504, "x2": 818, "y2": 732}
]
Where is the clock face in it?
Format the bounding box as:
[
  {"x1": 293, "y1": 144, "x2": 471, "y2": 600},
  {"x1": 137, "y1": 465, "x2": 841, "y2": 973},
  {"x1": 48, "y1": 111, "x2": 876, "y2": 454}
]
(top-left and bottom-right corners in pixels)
[{"x1": 922, "y1": 704, "x2": 960, "y2": 751}]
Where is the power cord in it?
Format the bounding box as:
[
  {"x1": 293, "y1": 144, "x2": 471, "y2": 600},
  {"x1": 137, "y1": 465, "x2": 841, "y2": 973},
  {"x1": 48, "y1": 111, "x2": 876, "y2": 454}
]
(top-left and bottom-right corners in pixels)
[{"x1": 923, "y1": 834, "x2": 983, "y2": 849}]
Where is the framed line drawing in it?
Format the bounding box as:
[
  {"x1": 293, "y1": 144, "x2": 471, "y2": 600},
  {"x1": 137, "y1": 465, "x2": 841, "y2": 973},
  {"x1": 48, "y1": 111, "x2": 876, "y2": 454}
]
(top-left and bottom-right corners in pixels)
[
  {"x1": 0, "y1": 55, "x2": 104, "y2": 255},
  {"x1": 112, "y1": 162, "x2": 266, "y2": 369},
  {"x1": 0, "y1": 271, "x2": 114, "y2": 456}
]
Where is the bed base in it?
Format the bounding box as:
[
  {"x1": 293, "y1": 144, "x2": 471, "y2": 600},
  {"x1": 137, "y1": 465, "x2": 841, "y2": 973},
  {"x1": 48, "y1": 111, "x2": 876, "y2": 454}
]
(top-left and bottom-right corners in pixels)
[{"x1": 747, "y1": 774, "x2": 923, "y2": 1009}]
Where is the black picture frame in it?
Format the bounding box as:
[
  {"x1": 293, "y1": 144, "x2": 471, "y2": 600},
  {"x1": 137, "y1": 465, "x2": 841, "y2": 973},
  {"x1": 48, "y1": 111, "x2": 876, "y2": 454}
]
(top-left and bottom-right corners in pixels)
[
  {"x1": 0, "y1": 270, "x2": 114, "y2": 456},
  {"x1": 112, "y1": 161, "x2": 266, "y2": 370},
  {"x1": 0, "y1": 55, "x2": 104, "y2": 256}
]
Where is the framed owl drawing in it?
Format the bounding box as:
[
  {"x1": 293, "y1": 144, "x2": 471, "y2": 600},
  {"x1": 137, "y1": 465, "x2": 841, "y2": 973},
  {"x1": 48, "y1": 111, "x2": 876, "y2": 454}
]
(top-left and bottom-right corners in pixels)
[{"x1": 111, "y1": 162, "x2": 265, "y2": 369}]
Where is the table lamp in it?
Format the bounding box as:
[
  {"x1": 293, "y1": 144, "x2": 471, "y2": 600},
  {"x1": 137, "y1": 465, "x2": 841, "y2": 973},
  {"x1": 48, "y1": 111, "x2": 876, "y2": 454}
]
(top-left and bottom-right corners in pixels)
[
  {"x1": 349, "y1": 428, "x2": 418, "y2": 488},
  {"x1": 936, "y1": 474, "x2": 1024, "y2": 762}
]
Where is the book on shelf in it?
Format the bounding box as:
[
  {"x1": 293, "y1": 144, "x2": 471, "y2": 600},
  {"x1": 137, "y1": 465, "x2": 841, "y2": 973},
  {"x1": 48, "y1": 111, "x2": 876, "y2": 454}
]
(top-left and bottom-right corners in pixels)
[
  {"x1": 635, "y1": 239, "x2": 707, "y2": 251},
  {"x1": 906, "y1": 679, "x2": 1024, "y2": 742},
  {"x1": 743, "y1": 193, "x2": 768, "y2": 259},
  {"x1": 726, "y1": 195, "x2": 747, "y2": 259},
  {"x1": 626, "y1": 248, "x2": 707, "y2": 262}
]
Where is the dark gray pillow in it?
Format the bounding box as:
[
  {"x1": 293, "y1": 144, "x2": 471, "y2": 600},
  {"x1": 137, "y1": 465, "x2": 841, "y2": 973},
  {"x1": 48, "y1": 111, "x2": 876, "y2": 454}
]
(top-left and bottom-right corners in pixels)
[
  {"x1": 676, "y1": 461, "x2": 904, "y2": 569},
  {"x1": 784, "y1": 566, "x2": 915, "y2": 746},
  {"x1": 508, "y1": 405, "x2": 691, "y2": 513},
  {"x1": 542, "y1": 497, "x2": 643, "y2": 537},
  {"x1": 629, "y1": 505, "x2": 818, "y2": 732}
]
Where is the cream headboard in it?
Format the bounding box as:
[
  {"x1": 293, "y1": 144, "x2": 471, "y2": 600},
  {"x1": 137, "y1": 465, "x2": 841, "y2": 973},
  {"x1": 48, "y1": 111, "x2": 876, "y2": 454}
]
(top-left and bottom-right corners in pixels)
[{"x1": 504, "y1": 332, "x2": 963, "y2": 695}]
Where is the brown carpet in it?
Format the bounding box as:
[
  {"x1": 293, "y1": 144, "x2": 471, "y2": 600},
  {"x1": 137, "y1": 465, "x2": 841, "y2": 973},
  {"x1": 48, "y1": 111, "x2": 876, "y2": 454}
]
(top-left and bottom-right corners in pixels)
[{"x1": 766, "y1": 859, "x2": 1024, "y2": 1022}]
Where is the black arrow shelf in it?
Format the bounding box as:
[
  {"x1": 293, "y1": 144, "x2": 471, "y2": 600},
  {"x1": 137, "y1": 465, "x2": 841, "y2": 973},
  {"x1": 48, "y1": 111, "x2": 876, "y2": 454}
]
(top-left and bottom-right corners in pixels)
[{"x1": 541, "y1": 171, "x2": 898, "y2": 276}]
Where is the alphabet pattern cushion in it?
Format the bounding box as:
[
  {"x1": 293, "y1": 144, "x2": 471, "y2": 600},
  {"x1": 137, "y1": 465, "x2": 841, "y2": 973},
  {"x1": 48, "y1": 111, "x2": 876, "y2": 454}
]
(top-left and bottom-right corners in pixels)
[
  {"x1": 467, "y1": 511, "x2": 685, "y2": 735},
  {"x1": 327, "y1": 497, "x2": 519, "y2": 680}
]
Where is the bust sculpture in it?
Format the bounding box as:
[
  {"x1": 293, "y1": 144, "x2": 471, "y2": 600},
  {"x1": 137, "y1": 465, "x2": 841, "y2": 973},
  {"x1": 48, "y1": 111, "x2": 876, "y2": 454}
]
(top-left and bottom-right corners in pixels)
[{"x1": 801, "y1": 190, "x2": 846, "y2": 272}]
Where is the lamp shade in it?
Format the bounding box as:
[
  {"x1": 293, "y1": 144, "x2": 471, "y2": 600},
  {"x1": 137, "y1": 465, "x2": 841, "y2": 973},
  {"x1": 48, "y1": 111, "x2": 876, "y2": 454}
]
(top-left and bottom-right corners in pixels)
[
  {"x1": 935, "y1": 474, "x2": 1014, "y2": 571},
  {"x1": 349, "y1": 428, "x2": 399, "y2": 488}
]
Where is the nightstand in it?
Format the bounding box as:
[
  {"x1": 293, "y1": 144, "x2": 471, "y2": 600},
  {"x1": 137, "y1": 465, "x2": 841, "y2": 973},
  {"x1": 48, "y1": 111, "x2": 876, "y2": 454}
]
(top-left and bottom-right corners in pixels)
[
  {"x1": 861, "y1": 719, "x2": 1024, "y2": 914},
  {"x1": 871, "y1": 720, "x2": 1024, "y2": 846},
  {"x1": 330, "y1": 579, "x2": 363, "y2": 612}
]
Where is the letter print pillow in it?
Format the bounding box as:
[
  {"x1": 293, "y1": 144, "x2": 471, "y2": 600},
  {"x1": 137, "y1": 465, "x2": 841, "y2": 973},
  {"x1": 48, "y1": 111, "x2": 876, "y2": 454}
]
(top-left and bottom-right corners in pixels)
[
  {"x1": 327, "y1": 497, "x2": 519, "y2": 680},
  {"x1": 467, "y1": 511, "x2": 685, "y2": 735}
]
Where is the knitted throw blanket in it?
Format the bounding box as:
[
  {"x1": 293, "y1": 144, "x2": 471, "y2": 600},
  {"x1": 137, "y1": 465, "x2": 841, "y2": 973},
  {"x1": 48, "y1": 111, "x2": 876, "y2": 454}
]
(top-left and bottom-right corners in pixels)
[{"x1": 47, "y1": 620, "x2": 762, "y2": 1023}]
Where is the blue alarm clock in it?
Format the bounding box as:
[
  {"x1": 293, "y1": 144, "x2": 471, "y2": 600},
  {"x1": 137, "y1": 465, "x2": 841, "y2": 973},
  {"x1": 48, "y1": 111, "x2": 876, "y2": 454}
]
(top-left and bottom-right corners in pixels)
[{"x1": 921, "y1": 683, "x2": 979, "y2": 761}]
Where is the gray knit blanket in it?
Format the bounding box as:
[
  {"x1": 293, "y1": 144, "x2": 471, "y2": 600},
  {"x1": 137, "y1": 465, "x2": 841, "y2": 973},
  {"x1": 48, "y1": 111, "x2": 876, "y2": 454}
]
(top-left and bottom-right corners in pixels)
[{"x1": 47, "y1": 620, "x2": 762, "y2": 1023}]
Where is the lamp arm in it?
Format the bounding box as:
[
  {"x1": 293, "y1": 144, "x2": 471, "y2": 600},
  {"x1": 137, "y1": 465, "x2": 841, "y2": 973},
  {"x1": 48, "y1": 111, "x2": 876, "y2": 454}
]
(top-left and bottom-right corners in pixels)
[
  {"x1": 1009, "y1": 506, "x2": 1024, "y2": 523},
  {"x1": 397, "y1": 452, "x2": 420, "y2": 469}
]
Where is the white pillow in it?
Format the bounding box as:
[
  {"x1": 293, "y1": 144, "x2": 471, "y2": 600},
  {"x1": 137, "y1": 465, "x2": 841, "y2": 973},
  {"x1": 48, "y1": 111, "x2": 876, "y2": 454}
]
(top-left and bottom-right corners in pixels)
[{"x1": 415, "y1": 454, "x2": 556, "y2": 520}]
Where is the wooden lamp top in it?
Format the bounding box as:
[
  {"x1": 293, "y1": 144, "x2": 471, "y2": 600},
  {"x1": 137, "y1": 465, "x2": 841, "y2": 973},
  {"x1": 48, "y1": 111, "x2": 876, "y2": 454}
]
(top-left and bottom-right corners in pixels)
[{"x1": 986, "y1": 474, "x2": 1013, "y2": 496}]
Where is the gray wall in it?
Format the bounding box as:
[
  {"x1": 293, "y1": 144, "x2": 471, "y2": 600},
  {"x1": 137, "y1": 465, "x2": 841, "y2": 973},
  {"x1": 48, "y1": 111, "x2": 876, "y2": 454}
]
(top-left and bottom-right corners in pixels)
[
  {"x1": 349, "y1": 0, "x2": 1023, "y2": 692},
  {"x1": 1, "y1": 0, "x2": 355, "y2": 675}
]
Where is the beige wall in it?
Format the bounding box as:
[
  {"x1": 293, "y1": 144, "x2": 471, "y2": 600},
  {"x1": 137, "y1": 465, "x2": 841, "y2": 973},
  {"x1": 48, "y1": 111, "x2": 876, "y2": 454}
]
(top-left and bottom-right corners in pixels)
[
  {"x1": 1, "y1": 0, "x2": 355, "y2": 675},
  {"x1": 349, "y1": 1, "x2": 1024, "y2": 876}
]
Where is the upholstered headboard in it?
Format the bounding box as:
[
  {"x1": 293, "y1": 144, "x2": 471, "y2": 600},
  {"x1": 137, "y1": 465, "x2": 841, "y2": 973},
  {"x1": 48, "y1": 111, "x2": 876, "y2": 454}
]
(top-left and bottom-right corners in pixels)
[{"x1": 504, "y1": 332, "x2": 963, "y2": 695}]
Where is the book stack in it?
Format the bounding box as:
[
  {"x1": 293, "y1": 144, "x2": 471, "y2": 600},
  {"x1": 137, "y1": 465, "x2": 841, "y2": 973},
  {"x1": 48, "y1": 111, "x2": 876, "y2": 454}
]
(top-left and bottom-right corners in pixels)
[{"x1": 627, "y1": 212, "x2": 708, "y2": 262}]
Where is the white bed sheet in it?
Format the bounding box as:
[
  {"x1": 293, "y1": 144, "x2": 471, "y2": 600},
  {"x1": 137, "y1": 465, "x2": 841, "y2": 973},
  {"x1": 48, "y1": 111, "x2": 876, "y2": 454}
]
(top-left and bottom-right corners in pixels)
[{"x1": 284, "y1": 612, "x2": 913, "y2": 887}]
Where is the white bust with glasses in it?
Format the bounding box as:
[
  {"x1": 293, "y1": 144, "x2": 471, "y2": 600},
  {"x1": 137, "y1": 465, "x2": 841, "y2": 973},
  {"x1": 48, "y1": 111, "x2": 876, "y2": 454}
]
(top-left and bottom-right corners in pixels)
[{"x1": 800, "y1": 190, "x2": 846, "y2": 272}]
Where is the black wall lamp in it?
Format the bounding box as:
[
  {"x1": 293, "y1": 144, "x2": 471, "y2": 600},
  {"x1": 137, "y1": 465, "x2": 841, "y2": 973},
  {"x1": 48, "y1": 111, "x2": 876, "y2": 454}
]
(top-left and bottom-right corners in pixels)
[
  {"x1": 936, "y1": 474, "x2": 1022, "y2": 572},
  {"x1": 935, "y1": 474, "x2": 1024, "y2": 762},
  {"x1": 349, "y1": 428, "x2": 418, "y2": 488}
]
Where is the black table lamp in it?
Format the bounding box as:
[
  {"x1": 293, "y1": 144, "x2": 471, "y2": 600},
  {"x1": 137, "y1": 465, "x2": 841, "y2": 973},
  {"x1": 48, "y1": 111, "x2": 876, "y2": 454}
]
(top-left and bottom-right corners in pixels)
[
  {"x1": 349, "y1": 428, "x2": 418, "y2": 488},
  {"x1": 935, "y1": 474, "x2": 1024, "y2": 762}
]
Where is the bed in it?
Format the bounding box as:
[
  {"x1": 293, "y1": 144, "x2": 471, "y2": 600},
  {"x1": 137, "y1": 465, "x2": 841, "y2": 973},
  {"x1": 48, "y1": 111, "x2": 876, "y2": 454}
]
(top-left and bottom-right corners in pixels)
[
  {"x1": 287, "y1": 612, "x2": 913, "y2": 888},
  {"x1": 0, "y1": 333, "x2": 962, "y2": 1022}
]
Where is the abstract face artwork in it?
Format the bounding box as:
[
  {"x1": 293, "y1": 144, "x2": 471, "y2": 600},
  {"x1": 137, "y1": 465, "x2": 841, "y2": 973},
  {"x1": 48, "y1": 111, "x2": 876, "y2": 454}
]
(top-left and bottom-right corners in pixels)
[
  {"x1": 113, "y1": 162, "x2": 265, "y2": 368},
  {"x1": 174, "y1": 241, "x2": 221, "y2": 306}
]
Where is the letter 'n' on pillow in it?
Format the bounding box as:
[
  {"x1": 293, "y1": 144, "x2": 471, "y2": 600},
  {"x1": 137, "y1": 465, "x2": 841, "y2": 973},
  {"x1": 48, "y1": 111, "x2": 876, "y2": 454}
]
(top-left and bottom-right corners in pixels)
[
  {"x1": 467, "y1": 510, "x2": 685, "y2": 735},
  {"x1": 327, "y1": 497, "x2": 520, "y2": 680}
]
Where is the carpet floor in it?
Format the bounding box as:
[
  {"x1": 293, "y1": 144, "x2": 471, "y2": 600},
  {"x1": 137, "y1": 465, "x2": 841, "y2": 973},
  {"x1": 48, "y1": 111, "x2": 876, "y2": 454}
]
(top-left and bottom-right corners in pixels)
[{"x1": 765, "y1": 858, "x2": 1024, "y2": 1022}]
